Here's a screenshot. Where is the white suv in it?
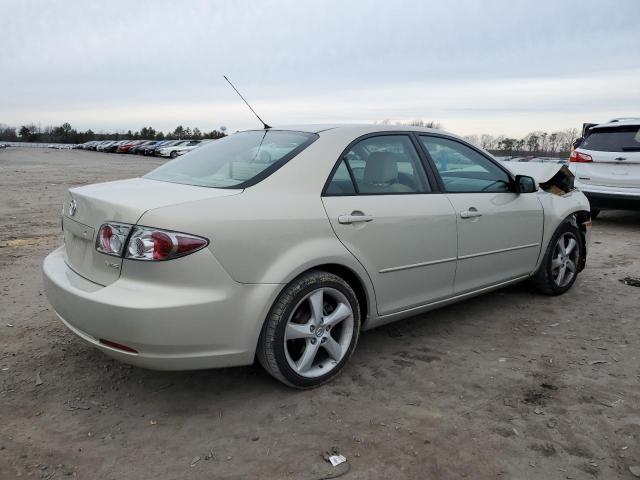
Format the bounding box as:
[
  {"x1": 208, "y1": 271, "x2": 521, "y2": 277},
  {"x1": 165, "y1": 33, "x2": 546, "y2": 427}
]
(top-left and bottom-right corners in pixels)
[{"x1": 570, "y1": 118, "x2": 640, "y2": 215}]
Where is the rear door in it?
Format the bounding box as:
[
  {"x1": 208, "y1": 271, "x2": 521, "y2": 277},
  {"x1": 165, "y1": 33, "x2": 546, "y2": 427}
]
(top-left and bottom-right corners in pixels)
[
  {"x1": 322, "y1": 134, "x2": 458, "y2": 315},
  {"x1": 418, "y1": 135, "x2": 543, "y2": 294},
  {"x1": 575, "y1": 124, "x2": 640, "y2": 188}
]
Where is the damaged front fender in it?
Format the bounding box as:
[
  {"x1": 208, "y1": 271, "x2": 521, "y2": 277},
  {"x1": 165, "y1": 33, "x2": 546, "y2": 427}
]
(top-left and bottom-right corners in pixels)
[
  {"x1": 503, "y1": 162, "x2": 576, "y2": 195},
  {"x1": 502, "y1": 161, "x2": 591, "y2": 272}
]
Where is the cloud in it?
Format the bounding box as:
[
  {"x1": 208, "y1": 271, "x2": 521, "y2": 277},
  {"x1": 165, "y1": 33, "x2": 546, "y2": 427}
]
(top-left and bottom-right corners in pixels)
[{"x1": 1, "y1": 0, "x2": 639, "y2": 135}]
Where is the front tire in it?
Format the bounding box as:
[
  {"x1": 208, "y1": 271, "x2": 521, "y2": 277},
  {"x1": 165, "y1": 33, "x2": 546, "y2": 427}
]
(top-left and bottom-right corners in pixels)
[
  {"x1": 531, "y1": 222, "x2": 583, "y2": 295},
  {"x1": 169, "y1": 150, "x2": 178, "y2": 158},
  {"x1": 257, "y1": 271, "x2": 361, "y2": 389}
]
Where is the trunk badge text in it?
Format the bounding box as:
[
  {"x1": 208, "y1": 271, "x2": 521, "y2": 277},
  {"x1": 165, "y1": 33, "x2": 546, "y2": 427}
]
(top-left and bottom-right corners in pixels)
[
  {"x1": 68, "y1": 199, "x2": 77, "y2": 217},
  {"x1": 105, "y1": 260, "x2": 120, "y2": 269}
]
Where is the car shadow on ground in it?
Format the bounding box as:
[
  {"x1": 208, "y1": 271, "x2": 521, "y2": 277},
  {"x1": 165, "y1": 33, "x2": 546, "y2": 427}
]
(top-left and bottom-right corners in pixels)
[
  {"x1": 592, "y1": 209, "x2": 640, "y2": 226},
  {"x1": 67, "y1": 279, "x2": 536, "y2": 406}
]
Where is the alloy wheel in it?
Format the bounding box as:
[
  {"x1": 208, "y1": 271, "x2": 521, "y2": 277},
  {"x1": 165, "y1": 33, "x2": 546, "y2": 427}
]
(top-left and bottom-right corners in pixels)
[
  {"x1": 283, "y1": 287, "x2": 354, "y2": 378},
  {"x1": 551, "y1": 232, "x2": 579, "y2": 288}
]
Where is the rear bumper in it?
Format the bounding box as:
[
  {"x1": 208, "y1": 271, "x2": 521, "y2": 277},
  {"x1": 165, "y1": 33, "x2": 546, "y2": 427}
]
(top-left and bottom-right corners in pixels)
[
  {"x1": 43, "y1": 246, "x2": 282, "y2": 370},
  {"x1": 582, "y1": 191, "x2": 640, "y2": 210}
]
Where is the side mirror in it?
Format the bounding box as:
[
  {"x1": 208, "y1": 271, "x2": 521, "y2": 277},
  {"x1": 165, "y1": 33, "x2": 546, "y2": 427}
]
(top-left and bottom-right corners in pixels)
[{"x1": 515, "y1": 175, "x2": 537, "y2": 193}]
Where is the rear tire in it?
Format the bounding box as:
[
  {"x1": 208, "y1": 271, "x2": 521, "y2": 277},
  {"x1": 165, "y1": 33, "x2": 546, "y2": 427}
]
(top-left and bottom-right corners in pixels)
[
  {"x1": 530, "y1": 222, "x2": 583, "y2": 295},
  {"x1": 257, "y1": 270, "x2": 360, "y2": 389}
]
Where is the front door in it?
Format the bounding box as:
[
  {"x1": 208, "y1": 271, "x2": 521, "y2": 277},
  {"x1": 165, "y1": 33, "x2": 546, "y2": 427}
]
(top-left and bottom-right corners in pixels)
[{"x1": 419, "y1": 135, "x2": 543, "y2": 294}]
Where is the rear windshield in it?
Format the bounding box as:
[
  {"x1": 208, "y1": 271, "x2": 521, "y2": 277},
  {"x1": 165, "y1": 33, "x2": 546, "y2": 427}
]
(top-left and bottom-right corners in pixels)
[
  {"x1": 581, "y1": 126, "x2": 640, "y2": 152},
  {"x1": 145, "y1": 130, "x2": 318, "y2": 188}
]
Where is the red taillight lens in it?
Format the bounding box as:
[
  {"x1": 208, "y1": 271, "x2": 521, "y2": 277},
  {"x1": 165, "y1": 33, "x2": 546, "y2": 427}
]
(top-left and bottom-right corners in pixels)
[
  {"x1": 100, "y1": 225, "x2": 113, "y2": 250},
  {"x1": 151, "y1": 231, "x2": 172, "y2": 260},
  {"x1": 96, "y1": 223, "x2": 131, "y2": 256},
  {"x1": 569, "y1": 150, "x2": 593, "y2": 163},
  {"x1": 125, "y1": 226, "x2": 208, "y2": 261}
]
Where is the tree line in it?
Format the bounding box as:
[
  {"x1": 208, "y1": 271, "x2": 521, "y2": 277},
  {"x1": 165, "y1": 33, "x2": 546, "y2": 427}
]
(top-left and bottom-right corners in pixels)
[
  {"x1": 378, "y1": 119, "x2": 579, "y2": 157},
  {"x1": 462, "y1": 129, "x2": 579, "y2": 157},
  {"x1": 0, "y1": 123, "x2": 226, "y2": 144},
  {"x1": 2, "y1": 120, "x2": 580, "y2": 156}
]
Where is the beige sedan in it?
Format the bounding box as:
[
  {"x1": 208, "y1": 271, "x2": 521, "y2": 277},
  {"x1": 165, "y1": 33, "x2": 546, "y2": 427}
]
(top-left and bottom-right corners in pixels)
[{"x1": 43, "y1": 125, "x2": 591, "y2": 388}]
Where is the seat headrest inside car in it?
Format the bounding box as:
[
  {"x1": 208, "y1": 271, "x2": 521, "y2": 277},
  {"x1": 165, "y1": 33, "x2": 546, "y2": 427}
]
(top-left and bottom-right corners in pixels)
[{"x1": 363, "y1": 152, "x2": 398, "y2": 185}]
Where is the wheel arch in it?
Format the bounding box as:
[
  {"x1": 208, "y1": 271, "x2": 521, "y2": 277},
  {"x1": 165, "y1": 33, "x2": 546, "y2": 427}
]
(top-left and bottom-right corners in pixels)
[
  {"x1": 309, "y1": 263, "x2": 372, "y2": 327},
  {"x1": 565, "y1": 209, "x2": 591, "y2": 272},
  {"x1": 535, "y1": 191, "x2": 591, "y2": 272}
]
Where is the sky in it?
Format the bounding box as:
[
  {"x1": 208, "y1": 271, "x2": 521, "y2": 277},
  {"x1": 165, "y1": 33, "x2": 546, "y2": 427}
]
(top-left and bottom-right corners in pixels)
[{"x1": 1, "y1": 0, "x2": 639, "y2": 137}]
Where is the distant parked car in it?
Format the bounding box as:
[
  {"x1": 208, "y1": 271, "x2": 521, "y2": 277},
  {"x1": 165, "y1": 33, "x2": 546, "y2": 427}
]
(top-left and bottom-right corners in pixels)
[
  {"x1": 117, "y1": 140, "x2": 147, "y2": 154},
  {"x1": 149, "y1": 140, "x2": 182, "y2": 156},
  {"x1": 97, "y1": 141, "x2": 117, "y2": 152},
  {"x1": 570, "y1": 117, "x2": 640, "y2": 215},
  {"x1": 129, "y1": 140, "x2": 158, "y2": 155},
  {"x1": 79, "y1": 141, "x2": 98, "y2": 150},
  {"x1": 142, "y1": 140, "x2": 170, "y2": 155},
  {"x1": 104, "y1": 140, "x2": 128, "y2": 153},
  {"x1": 0, "y1": 143, "x2": 9, "y2": 149},
  {"x1": 158, "y1": 140, "x2": 202, "y2": 158}
]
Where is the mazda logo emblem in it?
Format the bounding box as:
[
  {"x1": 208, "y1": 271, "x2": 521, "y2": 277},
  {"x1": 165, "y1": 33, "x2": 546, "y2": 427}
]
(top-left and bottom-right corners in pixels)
[{"x1": 68, "y1": 199, "x2": 77, "y2": 217}]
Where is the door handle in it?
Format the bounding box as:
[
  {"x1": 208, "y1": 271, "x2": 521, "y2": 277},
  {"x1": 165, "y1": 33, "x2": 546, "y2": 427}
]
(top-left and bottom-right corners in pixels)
[
  {"x1": 460, "y1": 208, "x2": 482, "y2": 219},
  {"x1": 338, "y1": 213, "x2": 374, "y2": 224}
]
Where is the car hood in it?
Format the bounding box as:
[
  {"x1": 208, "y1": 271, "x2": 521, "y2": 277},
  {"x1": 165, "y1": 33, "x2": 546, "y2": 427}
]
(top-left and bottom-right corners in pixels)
[{"x1": 501, "y1": 161, "x2": 568, "y2": 183}]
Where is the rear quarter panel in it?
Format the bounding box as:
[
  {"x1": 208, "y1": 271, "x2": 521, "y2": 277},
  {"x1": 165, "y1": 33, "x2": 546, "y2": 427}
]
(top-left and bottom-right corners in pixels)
[{"x1": 137, "y1": 131, "x2": 379, "y2": 319}]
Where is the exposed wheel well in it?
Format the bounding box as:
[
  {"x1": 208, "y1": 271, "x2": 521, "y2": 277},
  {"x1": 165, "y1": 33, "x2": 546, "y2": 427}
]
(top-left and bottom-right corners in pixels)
[
  {"x1": 568, "y1": 210, "x2": 591, "y2": 272},
  {"x1": 309, "y1": 264, "x2": 369, "y2": 327}
]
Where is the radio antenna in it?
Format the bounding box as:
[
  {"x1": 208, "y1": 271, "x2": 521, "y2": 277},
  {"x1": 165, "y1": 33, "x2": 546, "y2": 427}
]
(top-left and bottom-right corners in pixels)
[{"x1": 223, "y1": 75, "x2": 271, "y2": 129}]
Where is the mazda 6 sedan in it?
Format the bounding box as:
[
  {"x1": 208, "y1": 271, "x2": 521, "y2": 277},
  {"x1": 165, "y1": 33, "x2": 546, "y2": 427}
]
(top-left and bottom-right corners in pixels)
[{"x1": 43, "y1": 125, "x2": 591, "y2": 388}]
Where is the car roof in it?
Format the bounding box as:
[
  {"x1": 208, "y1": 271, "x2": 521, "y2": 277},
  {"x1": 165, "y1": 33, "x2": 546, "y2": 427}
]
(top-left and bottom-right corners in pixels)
[
  {"x1": 592, "y1": 118, "x2": 640, "y2": 129},
  {"x1": 249, "y1": 124, "x2": 454, "y2": 136}
]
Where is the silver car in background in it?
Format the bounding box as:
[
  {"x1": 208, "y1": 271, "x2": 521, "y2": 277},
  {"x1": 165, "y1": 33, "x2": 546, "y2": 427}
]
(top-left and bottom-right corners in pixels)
[{"x1": 43, "y1": 125, "x2": 591, "y2": 388}]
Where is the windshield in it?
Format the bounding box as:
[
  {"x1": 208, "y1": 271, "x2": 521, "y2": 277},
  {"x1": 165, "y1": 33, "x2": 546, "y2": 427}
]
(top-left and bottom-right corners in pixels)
[
  {"x1": 581, "y1": 126, "x2": 640, "y2": 152},
  {"x1": 145, "y1": 130, "x2": 318, "y2": 188}
]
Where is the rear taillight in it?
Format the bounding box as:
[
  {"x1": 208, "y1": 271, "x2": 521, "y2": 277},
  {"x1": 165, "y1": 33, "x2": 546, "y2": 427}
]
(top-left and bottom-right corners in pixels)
[
  {"x1": 95, "y1": 223, "x2": 208, "y2": 261},
  {"x1": 95, "y1": 223, "x2": 132, "y2": 256},
  {"x1": 569, "y1": 150, "x2": 593, "y2": 163},
  {"x1": 125, "y1": 226, "x2": 208, "y2": 261}
]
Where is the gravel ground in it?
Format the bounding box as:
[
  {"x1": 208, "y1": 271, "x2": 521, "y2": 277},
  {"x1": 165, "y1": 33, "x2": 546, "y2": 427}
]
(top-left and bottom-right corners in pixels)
[{"x1": 1, "y1": 148, "x2": 639, "y2": 480}]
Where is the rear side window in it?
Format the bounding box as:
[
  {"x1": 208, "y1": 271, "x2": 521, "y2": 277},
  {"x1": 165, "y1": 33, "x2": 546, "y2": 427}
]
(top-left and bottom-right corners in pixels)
[
  {"x1": 145, "y1": 130, "x2": 317, "y2": 188},
  {"x1": 581, "y1": 126, "x2": 640, "y2": 152},
  {"x1": 325, "y1": 160, "x2": 356, "y2": 195},
  {"x1": 325, "y1": 135, "x2": 430, "y2": 195}
]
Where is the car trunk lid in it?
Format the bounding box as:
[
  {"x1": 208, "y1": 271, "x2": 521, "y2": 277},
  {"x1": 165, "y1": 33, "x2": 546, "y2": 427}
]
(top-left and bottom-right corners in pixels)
[{"x1": 62, "y1": 178, "x2": 241, "y2": 286}]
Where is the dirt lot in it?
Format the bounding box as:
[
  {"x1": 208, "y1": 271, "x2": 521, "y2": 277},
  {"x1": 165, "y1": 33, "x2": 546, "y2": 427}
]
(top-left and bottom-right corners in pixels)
[{"x1": 1, "y1": 147, "x2": 639, "y2": 480}]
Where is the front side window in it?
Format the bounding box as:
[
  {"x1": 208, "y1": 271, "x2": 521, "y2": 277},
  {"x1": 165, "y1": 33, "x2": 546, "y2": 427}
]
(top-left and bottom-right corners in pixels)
[
  {"x1": 326, "y1": 135, "x2": 430, "y2": 195},
  {"x1": 145, "y1": 130, "x2": 317, "y2": 188},
  {"x1": 420, "y1": 136, "x2": 511, "y2": 193}
]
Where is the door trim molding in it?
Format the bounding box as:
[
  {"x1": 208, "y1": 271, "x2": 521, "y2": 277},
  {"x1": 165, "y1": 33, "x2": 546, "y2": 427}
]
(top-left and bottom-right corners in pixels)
[
  {"x1": 379, "y1": 257, "x2": 457, "y2": 274},
  {"x1": 378, "y1": 243, "x2": 539, "y2": 274},
  {"x1": 457, "y1": 243, "x2": 540, "y2": 260}
]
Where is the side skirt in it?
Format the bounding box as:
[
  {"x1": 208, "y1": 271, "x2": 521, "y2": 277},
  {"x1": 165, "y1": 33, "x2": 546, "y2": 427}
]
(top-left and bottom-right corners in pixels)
[{"x1": 363, "y1": 274, "x2": 531, "y2": 330}]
